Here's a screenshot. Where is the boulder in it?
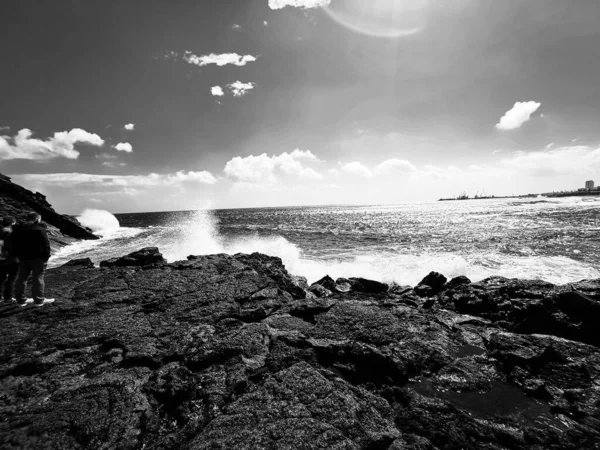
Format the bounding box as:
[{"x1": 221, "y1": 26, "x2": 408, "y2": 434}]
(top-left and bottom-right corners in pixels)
[
  {"x1": 414, "y1": 271, "x2": 447, "y2": 296},
  {"x1": 312, "y1": 275, "x2": 336, "y2": 291},
  {"x1": 447, "y1": 275, "x2": 471, "y2": 288},
  {"x1": 99, "y1": 247, "x2": 166, "y2": 268},
  {"x1": 308, "y1": 284, "x2": 332, "y2": 298},
  {"x1": 348, "y1": 277, "x2": 389, "y2": 294},
  {"x1": 62, "y1": 257, "x2": 95, "y2": 268}
]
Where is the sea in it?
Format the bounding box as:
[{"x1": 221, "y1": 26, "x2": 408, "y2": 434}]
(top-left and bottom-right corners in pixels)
[{"x1": 48, "y1": 197, "x2": 600, "y2": 286}]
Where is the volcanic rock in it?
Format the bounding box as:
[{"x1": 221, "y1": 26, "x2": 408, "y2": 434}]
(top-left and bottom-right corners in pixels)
[
  {"x1": 99, "y1": 247, "x2": 167, "y2": 268},
  {"x1": 1, "y1": 250, "x2": 599, "y2": 449},
  {"x1": 62, "y1": 257, "x2": 95, "y2": 268},
  {"x1": 415, "y1": 271, "x2": 448, "y2": 296}
]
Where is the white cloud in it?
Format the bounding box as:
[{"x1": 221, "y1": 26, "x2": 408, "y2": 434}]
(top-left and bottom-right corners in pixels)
[
  {"x1": 124, "y1": 123, "x2": 135, "y2": 131},
  {"x1": 114, "y1": 142, "x2": 133, "y2": 153},
  {"x1": 268, "y1": 0, "x2": 331, "y2": 9},
  {"x1": 545, "y1": 142, "x2": 554, "y2": 150},
  {"x1": 501, "y1": 146, "x2": 600, "y2": 176},
  {"x1": 496, "y1": 101, "x2": 541, "y2": 131},
  {"x1": 264, "y1": 21, "x2": 269, "y2": 26},
  {"x1": 232, "y1": 24, "x2": 242, "y2": 30},
  {"x1": 224, "y1": 149, "x2": 322, "y2": 183},
  {"x1": 375, "y1": 159, "x2": 417, "y2": 175},
  {"x1": 227, "y1": 81, "x2": 256, "y2": 97},
  {"x1": 18, "y1": 170, "x2": 218, "y2": 188},
  {"x1": 340, "y1": 161, "x2": 372, "y2": 178},
  {"x1": 183, "y1": 52, "x2": 257, "y2": 67},
  {"x1": 211, "y1": 86, "x2": 224, "y2": 97},
  {"x1": 0, "y1": 128, "x2": 104, "y2": 161}
]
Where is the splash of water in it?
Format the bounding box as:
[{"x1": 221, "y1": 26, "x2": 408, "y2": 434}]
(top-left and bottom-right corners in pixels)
[{"x1": 77, "y1": 209, "x2": 120, "y2": 235}]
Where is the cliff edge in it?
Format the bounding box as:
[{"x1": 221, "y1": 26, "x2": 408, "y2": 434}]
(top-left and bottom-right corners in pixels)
[
  {"x1": 0, "y1": 173, "x2": 98, "y2": 249},
  {"x1": 1, "y1": 248, "x2": 599, "y2": 449}
]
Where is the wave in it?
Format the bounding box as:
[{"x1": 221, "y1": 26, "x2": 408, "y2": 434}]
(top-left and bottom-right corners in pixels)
[
  {"x1": 51, "y1": 208, "x2": 600, "y2": 286},
  {"x1": 77, "y1": 209, "x2": 120, "y2": 235}
]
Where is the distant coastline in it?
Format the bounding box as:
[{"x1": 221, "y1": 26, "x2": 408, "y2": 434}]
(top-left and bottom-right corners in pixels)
[{"x1": 439, "y1": 191, "x2": 600, "y2": 201}]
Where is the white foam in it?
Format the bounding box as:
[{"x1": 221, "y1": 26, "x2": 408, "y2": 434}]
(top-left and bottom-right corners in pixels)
[
  {"x1": 51, "y1": 208, "x2": 600, "y2": 286},
  {"x1": 77, "y1": 209, "x2": 120, "y2": 235}
]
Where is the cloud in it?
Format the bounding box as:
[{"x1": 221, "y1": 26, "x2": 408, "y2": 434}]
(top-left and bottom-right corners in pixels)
[
  {"x1": 340, "y1": 161, "x2": 372, "y2": 178},
  {"x1": 211, "y1": 86, "x2": 224, "y2": 97},
  {"x1": 224, "y1": 149, "x2": 322, "y2": 183},
  {"x1": 496, "y1": 101, "x2": 541, "y2": 130},
  {"x1": 232, "y1": 24, "x2": 242, "y2": 30},
  {"x1": 268, "y1": 0, "x2": 331, "y2": 9},
  {"x1": 263, "y1": 21, "x2": 269, "y2": 26},
  {"x1": 227, "y1": 81, "x2": 256, "y2": 97},
  {"x1": 545, "y1": 142, "x2": 554, "y2": 150},
  {"x1": 18, "y1": 170, "x2": 218, "y2": 188},
  {"x1": 0, "y1": 128, "x2": 104, "y2": 161},
  {"x1": 501, "y1": 145, "x2": 600, "y2": 176},
  {"x1": 124, "y1": 123, "x2": 135, "y2": 131},
  {"x1": 375, "y1": 159, "x2": 417, "y2": 175},
  {"x1": 114, "y1": 142, "x2": 133, "y2": 153},
  {"x1": 182, "y1": 52, "x2": 257, "y2": 67}
]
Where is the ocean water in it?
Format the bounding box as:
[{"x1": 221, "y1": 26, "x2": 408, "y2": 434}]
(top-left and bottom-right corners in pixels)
[{"x1": 49, "y1": 197, "x2": 600, "y2": 286}]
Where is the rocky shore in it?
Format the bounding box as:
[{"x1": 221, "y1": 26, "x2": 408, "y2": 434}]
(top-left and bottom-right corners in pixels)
[
  {"x1": 0, "y1": 173, "x2": 98, "y2": 250},
  {"x1": 1, "y1": 248, "x2": 599, "y2": 449}
]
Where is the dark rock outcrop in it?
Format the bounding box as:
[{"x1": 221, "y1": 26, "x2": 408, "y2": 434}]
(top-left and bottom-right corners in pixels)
[
  {"x1": 62, "y1": 257, "x2": 95, "y2": 268},
  {"x1": 0, "y1": 173, "x2": 98, "y2": 250},
  {"x1": 1, "y1": 250, "x2": 599, "y2": 449},
  {"x1": 99, "y1": 247, "x2": 166, "y2": 268},
  {"x1": 415, "y1": 271, "x2": 448, "y2": 296}
]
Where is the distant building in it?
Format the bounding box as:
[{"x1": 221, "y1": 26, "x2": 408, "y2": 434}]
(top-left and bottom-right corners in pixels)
[{"x1": 585, "y1": 180, "x2": 595, "y2": 190}]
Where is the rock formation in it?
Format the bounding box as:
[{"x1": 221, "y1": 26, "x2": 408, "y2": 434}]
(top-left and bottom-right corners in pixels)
[
  {"x1": 1, "y1": 249, "x2": 599, "y2": 449},
  {"x1": 0, "y1": 172, "x2": 98, "y2": 250}
]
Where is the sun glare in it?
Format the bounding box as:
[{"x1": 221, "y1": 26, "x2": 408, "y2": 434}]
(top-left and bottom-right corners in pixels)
[{"x1": 322, "y1": 0, "x2": 432, "y2": 38}]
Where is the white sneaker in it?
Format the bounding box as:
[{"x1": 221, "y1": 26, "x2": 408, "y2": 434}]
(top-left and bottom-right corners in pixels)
[
  {"x1": 17, "y1": 299, "x2": 34, "y2": 307},
  {"x1": 34, "y1": 298, "x2": 56, "y2": 307}
]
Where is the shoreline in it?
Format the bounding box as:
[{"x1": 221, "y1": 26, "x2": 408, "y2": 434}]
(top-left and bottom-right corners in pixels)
[{"x1": 439, "y1": 191, "x2": 600, "y2": 201}]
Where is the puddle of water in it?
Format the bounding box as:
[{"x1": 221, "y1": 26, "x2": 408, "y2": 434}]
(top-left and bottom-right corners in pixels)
[{"x1": 410, "y1": 379, "x2": 568, "y2": 431}]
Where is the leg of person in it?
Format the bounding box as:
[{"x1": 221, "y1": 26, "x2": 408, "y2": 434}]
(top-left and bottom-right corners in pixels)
[
  {"x1": 15, "y1": 260, "x2": 33, "y2": 305},
  {"x1": 3, "y1": 261, "x2": 19, "y2": 302},
  {"x1": 0, "y1": 262, "x2": 8, "y2": 302},
  {"x1": 32, "y1": 260, "x2": 53, "y2": 305}
]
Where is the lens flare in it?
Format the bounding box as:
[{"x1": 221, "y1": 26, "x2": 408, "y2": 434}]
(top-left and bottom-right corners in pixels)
[{"x1": 322, "y1": 0, "x2": 431, "y2": 38}]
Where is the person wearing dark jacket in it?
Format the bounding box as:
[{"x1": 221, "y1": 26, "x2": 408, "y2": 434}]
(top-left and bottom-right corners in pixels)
[
  {"x1": 11, "y1": 212, "x2": 55, "y2": 306},
  {"x1": 0, "y1": 216, "x2": 18, "y2": 303}
]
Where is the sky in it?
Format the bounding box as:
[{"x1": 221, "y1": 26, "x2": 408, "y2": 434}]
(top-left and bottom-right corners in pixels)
[{"x1": 1, "y1": 0, "x2": 600, "y2": 214}]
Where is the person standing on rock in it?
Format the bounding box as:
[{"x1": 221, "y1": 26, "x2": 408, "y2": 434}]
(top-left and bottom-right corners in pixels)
[
  {"x1": 0, "y1": 216, "x2": 19, "y2": 303},
  {"x1": 11, "y1": 212, "x2": 55, "y2": 306}
]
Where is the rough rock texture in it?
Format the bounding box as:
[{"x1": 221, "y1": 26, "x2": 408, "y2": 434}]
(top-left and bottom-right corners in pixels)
[
  {"x1": 0, "y1": 173, "x2": 98, "y2": 250},
  {"x1": 1, "y1": 251, "x2": 599, "y2": 449},
  {"x1": 99, "y1": 247, "x2": 166, "y2": 268}
]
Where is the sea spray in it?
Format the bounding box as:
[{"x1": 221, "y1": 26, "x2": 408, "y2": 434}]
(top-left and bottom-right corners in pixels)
[{"x1": 77, "y1": 209, "x2": 120, "y2": 234}]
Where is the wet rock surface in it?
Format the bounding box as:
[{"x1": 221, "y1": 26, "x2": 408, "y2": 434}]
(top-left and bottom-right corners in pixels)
[
  {"x1": 1, "y1": 252, "x2": 599, "y2": 449},
  {"x1": 0, "y1": 172, "x2": 98, "y2": 250}
]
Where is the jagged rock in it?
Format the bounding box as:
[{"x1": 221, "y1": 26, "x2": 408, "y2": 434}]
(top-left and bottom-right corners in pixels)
[
  {"x1": 291, "y1": 275, "x2": 309, "y2": 291},
  {"x1": 415, "y1": 271, "x2": 448, "y2": 297},
  {"x1": 0, "y1": 172, "x2": 98, "y2": 249},
  {"x1": 1, "y1": 251, "x2": 599, "y2": 449},
  {"x1": 308, "y1": 284, "x2": 333, "y2": 298},
  {"x1": 100, "y1": 247, "x2": 166, "y2": 268},
  {"x1": 313, "y1": 275, "x2": 336, "y2": 291},
  {"x1": 62, "y1": 257, "x2": 95, "y2": 268},
  {"x1": 348, "y1": 277, "x2": 389, "y2": 294},
  {"x1": 447, "y1": 275, "x2": 471, "y2": 287}
]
